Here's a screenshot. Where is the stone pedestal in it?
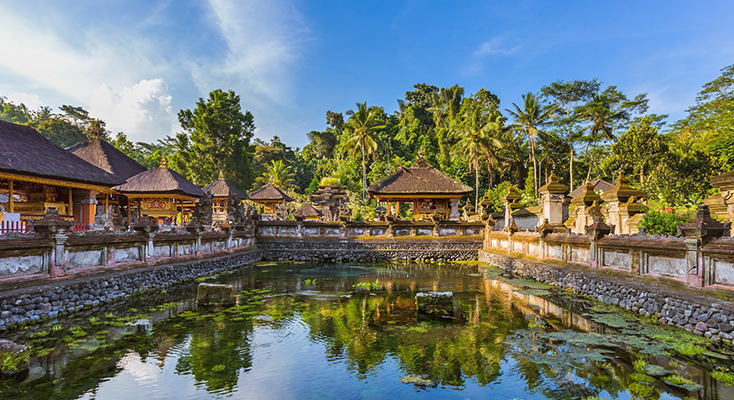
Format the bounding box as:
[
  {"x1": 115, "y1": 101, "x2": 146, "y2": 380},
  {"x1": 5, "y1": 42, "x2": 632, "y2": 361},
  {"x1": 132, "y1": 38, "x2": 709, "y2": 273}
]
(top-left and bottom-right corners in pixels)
[
  {"x1": 601, "y1": 174, "x2": 646, "y2": 235},
  {"x1": 502, "y1": 185, "x2": 522, "y2": 227},
  {"x1": 537, "y1": 172, "x2": 568, "y2": 228}
]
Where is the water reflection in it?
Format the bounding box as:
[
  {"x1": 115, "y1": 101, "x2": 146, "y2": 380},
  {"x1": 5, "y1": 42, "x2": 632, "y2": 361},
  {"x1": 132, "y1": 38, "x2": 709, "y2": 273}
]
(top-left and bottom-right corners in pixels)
[{"x1": 1, "y1": 262, "x2": 734, "y2": 399}]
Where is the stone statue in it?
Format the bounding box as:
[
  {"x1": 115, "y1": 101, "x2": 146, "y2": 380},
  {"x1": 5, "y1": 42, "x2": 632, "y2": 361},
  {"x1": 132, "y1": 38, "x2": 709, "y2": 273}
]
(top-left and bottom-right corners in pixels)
[{"x1": 195, "y1": 194, "x2": 214, "y2": 226}]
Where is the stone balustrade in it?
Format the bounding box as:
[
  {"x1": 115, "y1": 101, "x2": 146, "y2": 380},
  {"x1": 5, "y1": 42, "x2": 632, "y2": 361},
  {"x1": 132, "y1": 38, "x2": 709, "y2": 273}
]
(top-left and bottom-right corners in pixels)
[
  {"x1": 255, "y1": 219, "x2": 485, "y2": 238},
  {"x1": 482, "y1": 205, "x2": 734, "y2": 290},
  {"x1": 0, "y1": 225, "x2": 255, "y2": 282}
]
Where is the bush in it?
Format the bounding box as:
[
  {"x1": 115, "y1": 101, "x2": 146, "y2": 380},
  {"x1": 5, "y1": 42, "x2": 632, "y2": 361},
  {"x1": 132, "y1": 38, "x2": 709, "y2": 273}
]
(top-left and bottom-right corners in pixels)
[{"x1": 638, "y1": 206, "x2": 694, "y2": 236}]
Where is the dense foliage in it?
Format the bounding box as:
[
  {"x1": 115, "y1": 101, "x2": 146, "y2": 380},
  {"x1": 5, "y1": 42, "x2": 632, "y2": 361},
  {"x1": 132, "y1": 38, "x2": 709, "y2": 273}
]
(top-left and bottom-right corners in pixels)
[{"x1": 2, "y1": 63, "x2": 732, "y2": 212}]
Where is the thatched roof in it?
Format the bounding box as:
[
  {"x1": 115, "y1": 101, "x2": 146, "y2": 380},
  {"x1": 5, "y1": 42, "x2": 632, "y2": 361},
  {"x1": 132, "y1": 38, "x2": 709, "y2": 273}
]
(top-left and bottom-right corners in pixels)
[
  {"x1": 368, "y1": 166, "x2": 472, "y2": 197},
  {"x1": 203, "y1": 177, "x2": 248, "y2": 200},
  {"x1": 68, "y1": 138, "x2": 147, "y2": 181},
  {"x1": 248, "y1": 184, "x2": 293, "y2": 202},
  {"x1": 0, "y1": 120, "x2": 122, "y2": 186},
  {"x1": 299, "y1": 203, "x2": 321, "y2": 217},
  {"x1": 570, "y1": 178, "x2": 613, "y2": 198},
  {"x1": 113, "y1": 158, "x2": 203, "y2": 199}
]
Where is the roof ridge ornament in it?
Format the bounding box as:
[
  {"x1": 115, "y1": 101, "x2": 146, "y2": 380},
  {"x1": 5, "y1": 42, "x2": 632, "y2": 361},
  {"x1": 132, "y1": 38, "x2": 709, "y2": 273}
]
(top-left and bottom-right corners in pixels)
[{"x1": 159, "y1": 154, "x2": 169, "y2": 168}]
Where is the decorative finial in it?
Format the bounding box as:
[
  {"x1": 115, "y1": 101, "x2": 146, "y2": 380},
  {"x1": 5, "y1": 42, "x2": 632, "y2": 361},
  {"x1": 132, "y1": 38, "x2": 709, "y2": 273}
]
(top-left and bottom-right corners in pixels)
[
  {"x1": 159, "y1": 154, "x2": 168, "y2": 168},
  {"x1": 219, "y1": 170, "x2": 224, "y2": 180}
]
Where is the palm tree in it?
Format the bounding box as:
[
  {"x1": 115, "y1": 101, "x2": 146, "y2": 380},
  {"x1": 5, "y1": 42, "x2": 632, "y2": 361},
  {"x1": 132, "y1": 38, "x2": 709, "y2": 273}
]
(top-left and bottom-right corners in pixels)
[
  {"x1": 344, "y1": 102, "x2": 386, "y2": 204},
  {"x1": 577, "y1": 93, "x2": 626, "y2": 180},
  {"x1": 506, "y1": 93, "x2": 556, "y2": 195},
  {"x1": 453, "y1": 103, "x2": 503, "y2": 210},
  {"x1": 256, "y1": 159, "x2": 295, "y2": 190}
]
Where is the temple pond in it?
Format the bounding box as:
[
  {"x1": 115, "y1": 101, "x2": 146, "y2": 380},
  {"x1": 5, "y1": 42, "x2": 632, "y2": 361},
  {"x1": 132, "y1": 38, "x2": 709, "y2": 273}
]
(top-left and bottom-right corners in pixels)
[{"x1": 3, "y1": 262, "x2": 734, "y2": 399}]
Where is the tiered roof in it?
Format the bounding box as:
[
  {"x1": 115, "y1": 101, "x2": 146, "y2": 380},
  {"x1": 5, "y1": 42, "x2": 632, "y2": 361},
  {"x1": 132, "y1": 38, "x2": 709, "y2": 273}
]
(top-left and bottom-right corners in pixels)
[
  {"x1": 203, "y1": 176, "x2": 248, "y2": 200},
  {"x1": 68, "y1": 138, "x2": 147, "y2": 181},
  {"x1": 248, "y1": 184, "x2": 293, "y2": 202},
  {"x1": 0, "y1": 120, "x2": 121, "y2": 187},
  {"x1": 368, "y1": 166, "x2": 472, "y2": 197},
  {"x1": 113, "y1": 157, "x2": 203, "y2": 199}
]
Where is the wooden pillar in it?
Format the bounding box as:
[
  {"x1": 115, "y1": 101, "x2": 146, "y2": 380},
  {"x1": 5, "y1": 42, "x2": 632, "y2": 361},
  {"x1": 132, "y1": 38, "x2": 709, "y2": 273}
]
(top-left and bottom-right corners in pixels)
[
  {"x1": 68, "y1": 188, "x2": 73, "y2": 217},
  {"x1": 8, "y1": 179, "x2": 13, "y2": 213}
]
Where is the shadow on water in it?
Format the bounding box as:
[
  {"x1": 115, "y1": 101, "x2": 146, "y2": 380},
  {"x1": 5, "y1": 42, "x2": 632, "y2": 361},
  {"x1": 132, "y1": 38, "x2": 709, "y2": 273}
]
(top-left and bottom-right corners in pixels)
[{"x1": 1, "y1": 261, "x2": 734, "y2": 399}]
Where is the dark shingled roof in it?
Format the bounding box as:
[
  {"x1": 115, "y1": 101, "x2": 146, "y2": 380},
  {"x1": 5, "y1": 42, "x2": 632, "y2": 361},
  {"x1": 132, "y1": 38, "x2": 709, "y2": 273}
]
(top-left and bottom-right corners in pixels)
[
  {"x1": 248, "y1": 184, "x2": 293, "y2": 202},
  {"x1": 203, "y1": 178, "x2": 248, "y2": 200},
  {"x1": 368, "y1": 166, "x2": 472, "y2": 196},
  {"x1": 570, "y1": 178, "x2": 614, "y2": 198},
  {"x1": 113, "y1": 162, "x2": 204, "y2": 198},
  {"x1": 68, "y1": 138, "x2": 147, "y2": 181},
  {"x1": 0, "y1": 120, "x2": 123, "y2": 186},
  {"x1": 299, "y1": 203, "x2": 321, "y2": 217}
]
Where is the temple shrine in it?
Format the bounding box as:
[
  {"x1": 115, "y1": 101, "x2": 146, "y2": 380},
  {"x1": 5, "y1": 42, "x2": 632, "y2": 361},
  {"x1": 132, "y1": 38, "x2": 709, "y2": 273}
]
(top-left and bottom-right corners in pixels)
[
  {"x1": 112, "y1": 156, "x2": 204, "y2": 225},
  {"x1": 368, "y1": 166, "x2": 472, "y2": 221},
  {"x1": 248, "y1": 184, "x2": 293, "y2": 219},
  {"x1": 0, "y1": 121, "x2": 122, "y2": 225},
  {"x1": 203, "y1": 172, "x2": 249, "y2": 224}
]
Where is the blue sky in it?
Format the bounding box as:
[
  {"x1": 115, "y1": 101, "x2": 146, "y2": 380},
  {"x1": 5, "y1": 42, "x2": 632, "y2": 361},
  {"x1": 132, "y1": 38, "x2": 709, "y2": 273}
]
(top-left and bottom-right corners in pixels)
[{"x1": 1, "y1": 1, "x2": 732, "y2": 148}]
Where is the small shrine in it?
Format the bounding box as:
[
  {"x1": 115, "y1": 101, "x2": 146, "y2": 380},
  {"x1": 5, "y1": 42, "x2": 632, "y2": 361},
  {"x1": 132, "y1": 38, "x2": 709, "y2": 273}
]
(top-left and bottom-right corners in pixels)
[
  {"x1": 565, "y1": 180, "x2": 604, "y2": 234},
  {"x1": 297, "y1": 203, "x2": 322, "y2": 221},
  {"x1": 202, "y1": 172, "x2": 249, "y2": 224},
  {"x1": 600, "y1": 173, "x2": 647, "y2": 235},
  {"x1": 367, "y1": 166, "x2": 472, "y2": 221},
  {"x1": 112, "y1": 156, "x2": 204, "y2": 225},
  {"x1": 248, "y1": 184, "x2": 293, "y2": 219}
]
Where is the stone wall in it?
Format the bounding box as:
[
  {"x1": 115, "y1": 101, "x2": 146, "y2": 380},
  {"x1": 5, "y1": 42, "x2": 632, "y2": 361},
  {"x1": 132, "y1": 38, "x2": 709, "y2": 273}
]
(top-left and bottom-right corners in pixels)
[
  {"x1": 479, "y1": 250, "x2": 734, "y2": 342},
  {"x1": 484, "y1": 223, "x2": 734, "y2": 290},
  {"x1": 0, "y1": 228, "x2": 254, "y2": 282},
  {"x1": 0, "y1": 250, "x2": 260, "y2": 330},
  {"x1": 257, "y1": 237, "x2": 482, "y2": 262},
  {"x1": 256, "y1": 220, "x2": 484, "y2": 238}
]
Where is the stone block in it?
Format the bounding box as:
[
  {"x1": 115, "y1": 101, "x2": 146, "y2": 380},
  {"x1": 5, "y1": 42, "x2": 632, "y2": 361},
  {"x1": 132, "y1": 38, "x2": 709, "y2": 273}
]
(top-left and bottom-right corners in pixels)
[
  {"x1": 197, "y1": 283, "x2": 234, "y2": 305},
  {"x1": 0, "y1": 339, "x2": 29, "y2": 375}
]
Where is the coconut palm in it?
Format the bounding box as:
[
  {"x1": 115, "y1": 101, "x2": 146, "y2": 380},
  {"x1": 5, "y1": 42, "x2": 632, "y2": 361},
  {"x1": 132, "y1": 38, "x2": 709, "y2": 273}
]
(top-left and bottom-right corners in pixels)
[
  {"x1": 453, "y1": 103, "x2": 504, "y2": 210},
  {"x1": 256, "y1": 159, "x2": 295, "y2": 190},
  {"x1": 506, "y1": 93, "x2": 556, "y2": 195},
  {"x1": 343, "y1": 102, "x2": 386, "y2": 204}
]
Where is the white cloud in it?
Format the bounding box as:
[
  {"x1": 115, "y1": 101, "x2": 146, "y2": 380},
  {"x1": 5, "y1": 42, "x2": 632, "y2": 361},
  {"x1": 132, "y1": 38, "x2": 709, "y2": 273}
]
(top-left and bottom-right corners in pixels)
[
  {"x1": 192, "y1": 0, "x2": 309, "y2": 105},
  {"x1": 6, "y1": 92, "x2": 43, "y2": 109},
  {"x1": 473, "y1": 37, "x2": 521, "y2": 57},
  {"x1": 89, "y1": 79, "x2": 178, "y2": 142}
]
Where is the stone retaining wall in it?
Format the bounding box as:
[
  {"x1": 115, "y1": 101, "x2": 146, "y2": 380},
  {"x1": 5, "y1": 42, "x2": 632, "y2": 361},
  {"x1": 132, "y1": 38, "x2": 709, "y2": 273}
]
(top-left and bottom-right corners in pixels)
[
  {"x1": 258, "y1": 237, "x2": 482, "y2": 262},
  {"x1": 0, "y1": 250, "x2": 261, "y2": 330},
  {"x1": 479, "y1": 250, "x2": 734, "y2": 343}
]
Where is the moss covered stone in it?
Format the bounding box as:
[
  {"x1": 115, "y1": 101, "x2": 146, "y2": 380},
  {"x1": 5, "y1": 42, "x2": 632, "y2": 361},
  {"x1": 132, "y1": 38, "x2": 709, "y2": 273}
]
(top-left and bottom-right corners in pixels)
[{"x1": 0, "y1": 339, "x2": 30, "y2": 375}]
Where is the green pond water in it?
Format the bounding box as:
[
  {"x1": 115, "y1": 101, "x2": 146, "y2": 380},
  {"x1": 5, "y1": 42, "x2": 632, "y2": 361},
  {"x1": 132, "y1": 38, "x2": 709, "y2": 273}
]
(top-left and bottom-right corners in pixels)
[{"x1": 2, "y1": 261, "x2": 734, "y2": 399}]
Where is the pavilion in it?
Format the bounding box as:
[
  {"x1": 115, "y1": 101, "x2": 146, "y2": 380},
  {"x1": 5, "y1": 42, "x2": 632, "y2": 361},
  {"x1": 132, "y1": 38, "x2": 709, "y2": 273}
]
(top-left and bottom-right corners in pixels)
[
  {"x1": 248, "y1": 184, "x2": 293, "y2": 218},
  {"x1": 202, "y1": 172, "x2": 249, "y2": 223},
  {"x1": 112, "y1": 156, "x2": 204, "y2": 225},
  {"x1": 297, "y1": 203, "x2": 322, "y2": 221},
  {"x1": 68, "y1": 137, "x2": 148, "y2": 226},
  {"x1": 368, "y1": 166, "x2": 472, "y2": 221},
  {"x1": 0, "y1": 121, "x2": 122, "y2": 225}
]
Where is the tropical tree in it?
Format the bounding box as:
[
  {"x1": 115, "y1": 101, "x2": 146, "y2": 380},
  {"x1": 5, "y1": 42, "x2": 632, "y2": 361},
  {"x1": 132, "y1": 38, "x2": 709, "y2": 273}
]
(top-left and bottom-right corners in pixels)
[
  {"x1": 256, "y1": 159, "x2": 295, "y2": 190},
  {"x1": 176, "y1": 89, "x2": 255, "y2": 189},
  {"x1": 453, "y1": 101, "x2": 503, "y2": 209},
  {"x1": 507, "y1": 93, "x2": 556, "y2": 195},
  {"x1": 343, "y1": 102, "x2": 386, "y2": 203}
]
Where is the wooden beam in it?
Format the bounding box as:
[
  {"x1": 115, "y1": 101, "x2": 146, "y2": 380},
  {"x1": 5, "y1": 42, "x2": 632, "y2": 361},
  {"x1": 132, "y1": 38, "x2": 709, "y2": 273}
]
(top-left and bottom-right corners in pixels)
[{"x1": 8, "y1": 179, "x2": 13, "y2": 213}]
